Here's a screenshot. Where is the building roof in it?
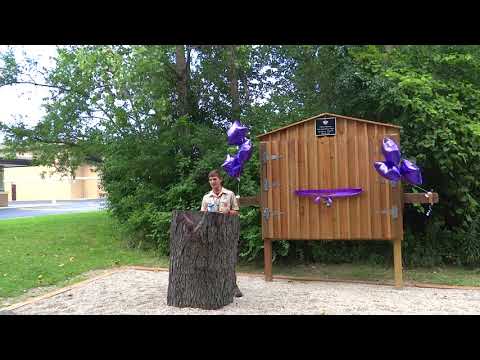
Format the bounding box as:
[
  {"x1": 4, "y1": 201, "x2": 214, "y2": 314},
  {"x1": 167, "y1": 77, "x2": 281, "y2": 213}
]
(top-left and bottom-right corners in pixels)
[
  {"x1": 0, "y1": 145, "x2": 33, "y2": 168},
  {"x1": 257, "y1": 112, "x2": 401, "y2": 139},
  {"x1": 0, "y1": 158, "x2": 32, "y2": 168}
]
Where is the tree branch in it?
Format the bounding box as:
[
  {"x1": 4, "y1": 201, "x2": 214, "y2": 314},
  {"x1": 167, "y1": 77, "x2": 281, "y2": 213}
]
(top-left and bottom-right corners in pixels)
[{"x1": 3, "y1": 80, "x2": 71, "y2": 92}]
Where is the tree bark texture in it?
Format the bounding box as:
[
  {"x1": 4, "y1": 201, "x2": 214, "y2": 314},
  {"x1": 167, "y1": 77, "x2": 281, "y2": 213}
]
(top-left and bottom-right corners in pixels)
[
  {"x1": 175, "y1": 45, "x2": 188, "y2": 117},
  {"x1": 227, "y1": 45, "x2": 241, "y2": 120},
  {"x1": 167, "y1": 210, "x2": 239, "y2": 310}
]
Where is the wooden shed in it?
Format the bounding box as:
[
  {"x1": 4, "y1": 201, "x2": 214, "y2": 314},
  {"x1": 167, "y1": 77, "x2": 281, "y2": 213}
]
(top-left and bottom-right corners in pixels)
[
  {"x1": 258, "y1": 112, "x2": 403, "y2": 241},
  {"x1": 238, "y1": 112, "x2": 438, "y2": 287},
  {"x1": 257, "y1": 112, "x2": 406, "y2": 286}
]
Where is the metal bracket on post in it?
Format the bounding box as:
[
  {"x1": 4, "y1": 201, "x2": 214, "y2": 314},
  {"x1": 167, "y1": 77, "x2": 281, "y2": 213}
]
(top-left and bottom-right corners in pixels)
[
  {"x1": 263, "y1": 208, "x2": 270, "y2": 220},
  {"x1": 391, "y1": 206, "x2": 398, "y2": 219},
  {"x1": 262, "y1": 208, "x2": 284, "y2": 221},
  {"x1": 376, "y1": 206, "x2": 398, "y2": 219},
  {"x1": 376, "y1": 179, "x2": 398, "y2": 187},
  {"x1": 262, "y1": 152, "x2": 268, "y2": 165},
  {"x1": 263, "y1": 179, "x2": 279, "y2": 191},
  {"x1": 376, "y1": 179, "x2": 399, "y2": 191},
  {"x1": 261, "y1": 152, "x2": 283, "y2": 164}
]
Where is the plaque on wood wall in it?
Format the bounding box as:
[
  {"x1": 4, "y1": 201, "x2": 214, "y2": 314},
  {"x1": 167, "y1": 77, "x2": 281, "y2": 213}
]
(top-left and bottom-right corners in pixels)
[{"x1": 315, "y1": 117, "x2": 336, "y2": 137}]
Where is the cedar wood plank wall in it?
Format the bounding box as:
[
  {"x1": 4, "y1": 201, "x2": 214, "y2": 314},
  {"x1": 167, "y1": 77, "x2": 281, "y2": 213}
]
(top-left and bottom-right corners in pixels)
[{"x1": 260, "y1": 115, "x2": 402, "y2": 241}]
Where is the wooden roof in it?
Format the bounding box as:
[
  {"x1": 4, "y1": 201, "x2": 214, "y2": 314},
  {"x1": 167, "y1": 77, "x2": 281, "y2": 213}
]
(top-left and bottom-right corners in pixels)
[{"x1": 257, "y1": 112, "x2": 401, "y2": 139}]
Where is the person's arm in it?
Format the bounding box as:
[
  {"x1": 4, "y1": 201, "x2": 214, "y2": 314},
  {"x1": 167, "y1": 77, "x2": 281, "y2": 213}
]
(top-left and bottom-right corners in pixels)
[{"x1": 200, "y1": 196, "x2": 207, "y2": 212}]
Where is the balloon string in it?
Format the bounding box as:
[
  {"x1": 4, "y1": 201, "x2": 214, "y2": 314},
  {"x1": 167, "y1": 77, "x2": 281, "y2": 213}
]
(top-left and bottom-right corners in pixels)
[
  {"x1": 237, "y1": 176, "x2": 240, "y2": 197},
  {"x1": 410, "y1": 184, "x2": 430, "y2": 194},
  {"x1": 409, "y1": 184, "x2": 434, "y2": 217}
]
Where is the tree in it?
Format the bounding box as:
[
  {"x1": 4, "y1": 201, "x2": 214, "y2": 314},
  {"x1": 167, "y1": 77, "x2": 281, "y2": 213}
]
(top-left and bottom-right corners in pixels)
[
  {"x1": 227, "y1": 45, "x2": 240, "y2": 120},
  {"x1": 175, "y1": 45, "x2": 189, "y2": 117}
]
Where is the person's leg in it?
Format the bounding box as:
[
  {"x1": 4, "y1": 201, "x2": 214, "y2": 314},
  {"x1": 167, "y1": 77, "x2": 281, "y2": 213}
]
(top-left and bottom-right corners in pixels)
[{"x1": 233, "y1": 273, "x2": 243, "y2": 297}]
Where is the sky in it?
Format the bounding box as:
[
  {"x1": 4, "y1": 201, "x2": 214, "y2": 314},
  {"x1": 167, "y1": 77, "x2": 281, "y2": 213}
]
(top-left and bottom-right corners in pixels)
[{"x1": 0, "y1": 45, "x2": 58, "y2": 142}]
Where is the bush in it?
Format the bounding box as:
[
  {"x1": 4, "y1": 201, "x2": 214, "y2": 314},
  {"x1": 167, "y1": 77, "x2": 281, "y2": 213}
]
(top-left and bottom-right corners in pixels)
[
  {"x1": 457, "y1": 214, "x2": 480, "y2": 266},
  {"x1": 146, "y1": 210, "x2": 172, "y2": 256},
  {"x1": 238, "y1": 208, "x2": 262, "y2": 262}
]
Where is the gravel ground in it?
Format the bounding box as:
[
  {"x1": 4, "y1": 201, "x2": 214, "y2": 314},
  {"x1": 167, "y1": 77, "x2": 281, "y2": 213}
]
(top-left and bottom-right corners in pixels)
[{"x1": 8, "y1": 269, "x2": 480, "y2": 315}]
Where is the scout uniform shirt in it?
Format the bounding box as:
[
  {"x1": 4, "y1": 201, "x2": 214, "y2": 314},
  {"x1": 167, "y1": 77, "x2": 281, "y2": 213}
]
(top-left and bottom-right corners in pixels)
[{"x1": 201, "y1": 187, "x2": 240, "y2": 213}]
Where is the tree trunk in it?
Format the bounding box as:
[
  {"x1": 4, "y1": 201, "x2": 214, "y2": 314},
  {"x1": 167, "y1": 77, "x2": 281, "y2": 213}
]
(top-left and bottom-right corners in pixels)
[
  {"x1": 167, "y1": 210, "x2": 239, "y2": 310},
  {"x1": 227, "y1": 45, "x2": 241, "y2": 120},
  {"x1": 175, "y1": 45, "x2": 188, "y2": 117},
  {"x1": 242, "y1": 71, "x2": 251, "y2": 106}
]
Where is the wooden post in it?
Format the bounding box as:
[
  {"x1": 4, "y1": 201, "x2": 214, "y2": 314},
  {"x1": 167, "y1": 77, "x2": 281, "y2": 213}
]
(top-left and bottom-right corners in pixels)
[
  {"x1": 167, "y1": 210, "x2": 239, "y2": 310},
  {"x1": 264, "y1": 239, "x2": 273, "y2": 281},
  {"x1": 393, "y1": 237, "x2": 403, "y2": 288}
]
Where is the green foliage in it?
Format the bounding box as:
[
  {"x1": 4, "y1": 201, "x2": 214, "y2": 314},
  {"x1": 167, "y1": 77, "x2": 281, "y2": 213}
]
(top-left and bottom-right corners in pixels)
[
  {"x1": 457, "y1": 213, "x2": 480, "y2": 266},
  {"x1": 238, "y1": 208, "x2": 262, "y2": 262},
  {"x1": 0, "y1": 49, "x2": 19, "y2": 86}
]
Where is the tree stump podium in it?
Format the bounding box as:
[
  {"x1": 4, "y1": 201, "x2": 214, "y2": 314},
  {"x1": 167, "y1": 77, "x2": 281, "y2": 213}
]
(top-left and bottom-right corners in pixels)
[{"x1": 167, "y1": 210, "x2": 239, "y2": 310}]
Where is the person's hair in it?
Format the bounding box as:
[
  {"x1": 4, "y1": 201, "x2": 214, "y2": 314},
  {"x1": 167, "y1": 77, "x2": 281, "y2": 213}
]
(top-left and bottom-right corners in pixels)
[{"x1": 208, "y1": 169, "x2": 222, "y2": 179}]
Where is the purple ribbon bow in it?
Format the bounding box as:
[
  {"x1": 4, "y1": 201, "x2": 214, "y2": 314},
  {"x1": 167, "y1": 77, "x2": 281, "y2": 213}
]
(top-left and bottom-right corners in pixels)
[{"x1": 295, "y1": 188, "x2": 363, "y2": 207}]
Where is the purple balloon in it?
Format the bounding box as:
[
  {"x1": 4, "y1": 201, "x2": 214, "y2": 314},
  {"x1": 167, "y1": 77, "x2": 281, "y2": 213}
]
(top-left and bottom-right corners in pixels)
[
  {"x1": 222, "y1": 154, "x2": 243, "y2": 178},
  {"x1": 227, "y1": 120, "x2": 249, "y2": 146},
  {"x1": 399, "y1": 159, "x2": 422, "y2": 185},
  {"x1": 222, "y1": 154, "x2": 236, "y2": 174},
  {"x1": 382, "y1": 137, "x2": 401, "y2": 165},
  {"x1": 374, "y1": 161, "x2": 401, "y2": 182},
  {"x1": 237, "y1": 139, "x2": 253, "y2": 164}
]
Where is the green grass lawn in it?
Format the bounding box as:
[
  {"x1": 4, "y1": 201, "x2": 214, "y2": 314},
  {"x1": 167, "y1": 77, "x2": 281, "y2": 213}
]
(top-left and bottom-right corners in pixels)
[
  {"x1": 1, "y1": 211, "x2": 480, "y2": 304},
  {"x1": 0, "y1": 211, "x2": 168, "y2": 299},
  {"x1": 238, "y1": 261, "x2": 480, "y2": 287}
]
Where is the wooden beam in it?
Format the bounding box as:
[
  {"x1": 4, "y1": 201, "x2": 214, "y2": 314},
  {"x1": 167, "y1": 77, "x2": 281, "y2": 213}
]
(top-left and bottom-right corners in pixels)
[
  {"x1": 403, "y1": 192, "x2": 439, "y2": 204},
  {"x1": 264, "y1": 239, "x2": 273, "y2": 281},
  {"x1": 238, "y1": 194, "x2": 260, "y2": 207},
  {"x1": 393, "y1": 237, "x2": 403, "y2": 288}
]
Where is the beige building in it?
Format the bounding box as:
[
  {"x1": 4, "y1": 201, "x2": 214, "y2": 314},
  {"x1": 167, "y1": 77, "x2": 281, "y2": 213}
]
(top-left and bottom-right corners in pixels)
[
  {"x1": 2, "y1": 164, "x2": 103, "y2": 202},
  {"x1": 1, "y1": 149, "x2": 103, "y2": 204}
]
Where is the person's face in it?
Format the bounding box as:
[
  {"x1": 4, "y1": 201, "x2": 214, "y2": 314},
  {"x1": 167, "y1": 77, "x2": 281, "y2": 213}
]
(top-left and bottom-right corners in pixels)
[{"x1": 209, "y1": 176, "x2": 222, "y2": 191}]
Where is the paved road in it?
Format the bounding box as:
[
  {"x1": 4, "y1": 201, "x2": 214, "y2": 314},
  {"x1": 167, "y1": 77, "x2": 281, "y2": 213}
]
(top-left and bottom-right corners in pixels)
[{"x1": 0, "y1": 199, "x2": 106, "y2": 220}]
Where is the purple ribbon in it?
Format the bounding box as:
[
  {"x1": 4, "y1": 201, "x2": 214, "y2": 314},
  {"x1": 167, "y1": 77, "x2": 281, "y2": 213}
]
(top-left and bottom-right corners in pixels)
[{"x1": 295, "y1": 188, "x2": 363, "y2": 207}]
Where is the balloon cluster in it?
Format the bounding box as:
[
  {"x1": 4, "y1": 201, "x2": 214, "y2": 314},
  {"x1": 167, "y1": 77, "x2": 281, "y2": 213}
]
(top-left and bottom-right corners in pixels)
[
  {"x1": 221, "y1": 120, "x2": 253, "y2": 178},
  {"x1": 374, "y1": 137, "x2": 422, "y2": 185}
]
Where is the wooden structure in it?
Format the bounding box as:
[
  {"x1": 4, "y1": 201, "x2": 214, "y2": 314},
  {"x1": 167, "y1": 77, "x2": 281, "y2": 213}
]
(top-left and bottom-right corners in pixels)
[
  {"x1": 239, "y1": 113, "x2": 438, "y2": 288},
  {"x1": 167, "y1": 210, "x2": 239, "y2": 309}
]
